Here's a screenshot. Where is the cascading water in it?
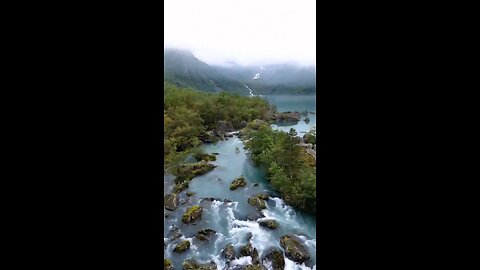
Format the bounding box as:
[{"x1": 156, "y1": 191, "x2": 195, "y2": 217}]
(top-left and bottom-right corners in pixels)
[{"x1": 164, "y1": 95, "x2": 316, "y2": 269}]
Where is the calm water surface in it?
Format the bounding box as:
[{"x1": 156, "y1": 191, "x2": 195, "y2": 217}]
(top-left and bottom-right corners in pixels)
[{"x1": 261, "y1": 95, "x2": 316, "y2": 133}]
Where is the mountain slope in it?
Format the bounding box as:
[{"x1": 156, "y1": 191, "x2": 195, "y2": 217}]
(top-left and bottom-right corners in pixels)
[
  {"x1": 214, "y1": 64, "x2": 316, "y2": 95},
  {"x1": 164, "y1": 49, "x2": 248, "y2": 95},
  {"x1": 164, "y1": 48, "x2": 316, "y2": 95}
]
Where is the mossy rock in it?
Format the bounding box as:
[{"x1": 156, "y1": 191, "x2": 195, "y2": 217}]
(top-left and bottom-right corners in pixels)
[
  {"x1": 182, "y1": 259, "x2": 217, "y2": 270},
  {"x1": 182, "y1": 205, "x2": 203, "y2": 224},
  {"x1": 199, "y1": 131, "x2": 219, "y2": 143},
  {"x1": 174, "y1": 182, "x2": 189, "y2": 193},
  {"x1": 168, "y1": 228, "x2": 183, "y2": 241},
  {"x1": 164, "y1": 193, "x2": 178, "y2": 211},
  {"x1": 245, "y1": 264, "x2": 266, "y2": 270},
  {"x1": 256, "y1": 193, "x2": 270, "y2": 200},
  {"x1": 258, "y1": 219, "x2": 278, "y2": 229},
  {"x1": 186, "y1": 191, "x2": 195, "y2": 196},
  {"x1": 173, "y1": 240, "x2": 190, "y2": 253},
  {"x1": 240, "y1": 242, "x2": 253, "y2": 257},
  {"x1": 193, "y1": 153, "x2": 217, "y2": 162},
  {"x1": 196, "y1": 229, "x2": 216, "y2": 241},
  {"x1": 164, "y1": 259, "x2": 174, "y2": 270},
  {"x1": 174, "y1": 161, "x2": 216, "y2": 183},
  {"x1": 263, "y1": 248, "x2": 285, "y2": 270},
  {"x1": 230, "y1": 176, "x2": 247, "y2": 190},
  {"x1": 247, "y1": 195, "x2": 267, "y2": 210},
  {"x1": 279, "y1": 234, "x2": 310, "y2": 263},
  {"x1": 221, "y1": 243, "x2": 235, "y2": 261},
  {"x1": 251, "y1": 248, "x2": 260, "y2": 264}
]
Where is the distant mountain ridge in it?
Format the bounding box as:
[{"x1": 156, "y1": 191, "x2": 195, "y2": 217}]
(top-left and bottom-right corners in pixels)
[
  {"x1": 164, "y1": 48, "x2": 247, "y2": 95},
  {"x1": 164, "y1": 49, "x2": 316, "y2": 95}
]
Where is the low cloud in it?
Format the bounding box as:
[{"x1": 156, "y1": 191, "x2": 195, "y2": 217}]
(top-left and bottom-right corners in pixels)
[{"x1": 164, "y1": 0, "x2": 316, "y2": 66}]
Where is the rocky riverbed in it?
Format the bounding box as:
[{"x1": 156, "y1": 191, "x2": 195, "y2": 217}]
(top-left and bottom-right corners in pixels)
[{"x1": 164, "y1": 137, "x2": 316, "y2": 270}]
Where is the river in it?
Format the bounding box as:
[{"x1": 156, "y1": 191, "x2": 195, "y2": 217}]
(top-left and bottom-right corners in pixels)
[{"x1": 164, "y1": 95, "x2": 316, "y2": 269}]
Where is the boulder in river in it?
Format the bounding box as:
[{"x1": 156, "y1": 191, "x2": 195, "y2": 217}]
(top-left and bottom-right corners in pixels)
[
  {"x1": 199, "y1": 130, "x2": 219, "y2": 143},
  {"x1": 245, "y1": 264, "x2": 266, "y2": 270},
  {"x1": 263, "y1": 248, "x2": 285, "y2": 270},
  {"x1": 174, "y1": 160, "x2": 216, "y2": 184},
  {"x1": 258, "y1": 219, "x2": 278, "y2": 229},
  {"x1": 256, "y1": 193, "x2": 270, "y2": 200},
  {"x1": 196, "y1": 229, "x2": 216, "y2": 241},
  {"x1": 304, "y1": 117, "x2": 310, "y2": 124},
  {"x1": 248, "y1": 195, "x2": 267, "y2": 210},
  {"x1": 182, "y1": 205, "x2": 203, "y2": 224},
  {"x1": 246, "y1": 211, "x2": 265, "y2": 221},
  {"x1": 182, "y1": 259, "x2": 217, "y2": 270},
  {"x1": 251, "y1": 248, "x2": 260, "y2": 264},
  {"x1": 168, "y1": 227, "x2": 183, "y2": 241},
  {"x1": 240, "y1": 242, "x2": 254, "y2": 257},
  {"x1": 173, "y1": 240, "x2": 190, "y2": 253},
  {"x1": 174, "y1": 182, "x2": 189, "y2": 193},
  {"x1": 164, "y1": 193, "x2": 178, "y2": 211},
  {"x1": 186, "y1": 191, "x2": 195, "y2": 196},
  {"x1": 164, "y1": 259, "x2": 174, "y2": 270},
  {"x1": 230, "y1": 176, "x2": 247, "y2": 190},
  {"x1": 192, "y1": 152, "x2": 217, "y2": 162},
  {"x1": 221, "y1": 243, "x2": 236, "y2": 261},
  {"x1": 279, "y1": 234, "x2": 310, "y2": 263},
  {"x1": 240, "y1": 242, "x2": 260, "y2": 264},
  {"x1": 273, "y1": 111, "x2": 301, "y2": 122}
]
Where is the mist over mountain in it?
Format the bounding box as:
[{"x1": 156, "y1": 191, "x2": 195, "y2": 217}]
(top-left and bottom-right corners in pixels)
[
  {"x1": 164, "y1": 48, "x2": 247, "y2": 94},
  {"x1": 164, "y1": 48, "x2": 316, "y2": 95}
]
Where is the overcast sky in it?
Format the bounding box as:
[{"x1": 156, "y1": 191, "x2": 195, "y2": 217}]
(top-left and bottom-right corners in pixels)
[{"x1": 164, "y1": 0, "x2": 316, "y2": 67}]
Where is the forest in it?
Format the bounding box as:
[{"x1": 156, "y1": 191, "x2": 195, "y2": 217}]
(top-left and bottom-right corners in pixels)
[
  {"x1": 164, "y1": 82, "x2": 271, "y2": 169},
  {"x1": 242, "y1": 123, "x2": 316, "y2": 214},
  {"x1": 164, "y1": 81, "x2": 316, "y2": 214}
]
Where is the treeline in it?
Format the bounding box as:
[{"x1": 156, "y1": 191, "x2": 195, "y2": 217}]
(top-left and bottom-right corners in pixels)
[
  {"x1": 164, "y1": 82, "x2": 271, "y2": 170},
  {"x1": 243, "y1": 122, "x2": 317, "y2": 214}
]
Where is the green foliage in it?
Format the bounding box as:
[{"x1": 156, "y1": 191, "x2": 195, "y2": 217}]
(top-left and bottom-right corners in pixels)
[
  {"x1": 303, "y1": 128, "x2": 316, "y2": 145},
  {"x1": 243, "y1": 123, "x2": 316, "y2": 214},
  {"x1": 164, "y1": 82, "x2": 271, "y2": 169}
]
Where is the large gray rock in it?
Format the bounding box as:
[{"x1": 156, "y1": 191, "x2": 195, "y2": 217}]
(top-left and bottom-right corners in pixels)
[
  {"x1": 182, "y1": 205, "x2": 203, "y2": 224},
  {"x1": 182, "y1": 259, "x2": 217, "y2": 270},
  {"x1": 279, "y1": 234, "x2": 310, "y2": 263},
  {"x1": 221, "y1": 243, "x2": 235, "y2": 261},
  {"x1": 258, "y1": 219, "x2": 278, "y2": 229},
  {"x1": 164, "y1": 259, "x2": 174, "y2": 270},
  {"x1": 263, "y1": 248, "x2": 285, "y2": 270},
  {"x1": 196, "y1": 229, "x2": 216, "y2": 241},
  {"x1": 230, "y1": 176, "x2": 247, "y2": 190},
  {"x1": 247, "y1": 193, "x2": 269, "y2": 210},
  {"x1": 214, "y1": 120, "x2": 235, "y2": 138},
  {"x1": 173, "y1": 240, "x2": 190, "y2": 253},
  {"x1": 168, "y1": 227, "x2": 183, "y2": 241},
  {"x1": 273, "y1": 111, "x2": 301, "y2": 122},
  {"x1": 164, "y1": 193, "x2": 178, "y2": 211}
]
